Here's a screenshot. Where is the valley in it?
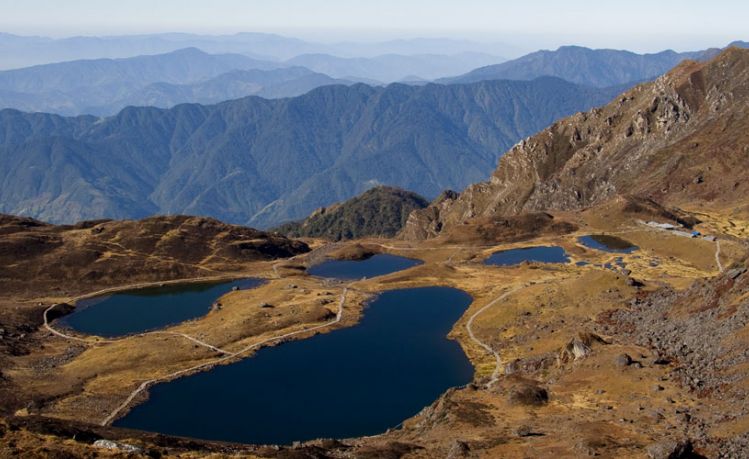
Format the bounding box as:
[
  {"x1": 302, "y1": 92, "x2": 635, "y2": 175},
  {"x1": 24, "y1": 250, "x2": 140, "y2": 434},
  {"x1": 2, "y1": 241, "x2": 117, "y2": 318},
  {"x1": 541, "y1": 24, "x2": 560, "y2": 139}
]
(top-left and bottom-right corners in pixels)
[
  {"x1": 1, "y1": 198, "x2": 746, "y2": 457},
  {"x1": 1, "y1": 207, "x2": 745, "y2": 445},
  {"x1": 0, "y1": 10, "x2": 748, "y2": 458}
]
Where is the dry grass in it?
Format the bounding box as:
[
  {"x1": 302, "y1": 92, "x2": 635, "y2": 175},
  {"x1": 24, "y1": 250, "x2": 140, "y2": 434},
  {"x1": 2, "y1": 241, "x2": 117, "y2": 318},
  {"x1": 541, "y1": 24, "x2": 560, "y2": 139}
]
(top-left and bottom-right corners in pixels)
[{"x1": 3, "y1": 201, "x2": 747, "y2": 456}]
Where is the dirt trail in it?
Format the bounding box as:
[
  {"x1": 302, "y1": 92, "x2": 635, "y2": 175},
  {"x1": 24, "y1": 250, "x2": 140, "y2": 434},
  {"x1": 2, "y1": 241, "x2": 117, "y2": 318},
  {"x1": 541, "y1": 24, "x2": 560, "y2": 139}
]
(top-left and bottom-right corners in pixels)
[
  {"x1": 42, "y1": 274, "x2": 262, "y2": 352},
  {"x1": 44, "y1": 306, "x2": 238, "y2": 355},
  {"x1": 149, "y1": 332, "x2": 233, "y2": 355},
  {"x1": 465, "y1": 286, "x2": 524, "y2": 388},
  {"x1": 43, "y1": 305, "x2": 89, "y2": 344}
]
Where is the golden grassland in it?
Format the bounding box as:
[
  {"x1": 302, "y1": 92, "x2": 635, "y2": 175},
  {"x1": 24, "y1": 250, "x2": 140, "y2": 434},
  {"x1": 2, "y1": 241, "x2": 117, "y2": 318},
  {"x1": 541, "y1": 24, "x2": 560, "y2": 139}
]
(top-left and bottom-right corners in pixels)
[{"x1": 2, "y1": 205, "x2": 747, "y2": 457}]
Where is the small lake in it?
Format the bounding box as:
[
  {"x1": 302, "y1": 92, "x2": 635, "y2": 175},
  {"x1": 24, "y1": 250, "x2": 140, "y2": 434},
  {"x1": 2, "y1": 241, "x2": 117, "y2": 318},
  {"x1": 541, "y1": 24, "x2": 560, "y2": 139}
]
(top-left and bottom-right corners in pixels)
[
  {"x1": 485, "y1": 246, "x2": 570, "y2": 266},
  {"x1": 115, "y1": 286, "x2": 474, "y2": 445},
  {"x1": 579, "y1": 235, "x2": 638, "y2": 253},
  {"x1": 307, "y1": 253, "x2": 422, "y2": 280},
  {"x1": 59, "y1": 279, "x2": 263, "y2": 338}
]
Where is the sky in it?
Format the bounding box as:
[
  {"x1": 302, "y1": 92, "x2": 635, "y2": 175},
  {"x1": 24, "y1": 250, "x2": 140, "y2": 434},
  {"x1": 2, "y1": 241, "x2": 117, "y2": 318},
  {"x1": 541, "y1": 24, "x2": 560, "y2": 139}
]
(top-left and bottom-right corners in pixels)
[{"x1": 1, "y1": 0, "x2": 747, "y2": 52}]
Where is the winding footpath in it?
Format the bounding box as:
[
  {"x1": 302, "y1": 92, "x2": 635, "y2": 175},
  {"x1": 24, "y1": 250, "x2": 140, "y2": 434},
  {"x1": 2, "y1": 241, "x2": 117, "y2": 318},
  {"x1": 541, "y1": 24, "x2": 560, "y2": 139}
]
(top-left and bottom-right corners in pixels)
[
  {"x1": 149, "y1": 332, "x2": 234, "y2": 355},
  {"x1": 465, "y1": 286, "x2": 524, "y2": 388},
  {"x1": 100, "y1": 287, "x2": 347, "y2": 426},
  {"x1": 45, "y1": 303, "x2": 238, "y2": 355},
  {"x1": 715, "y1": 239, "x2": 724, "y2": 273},
  {"x1": 43, "y1": 305, "x2": 89, "y2": 344}
]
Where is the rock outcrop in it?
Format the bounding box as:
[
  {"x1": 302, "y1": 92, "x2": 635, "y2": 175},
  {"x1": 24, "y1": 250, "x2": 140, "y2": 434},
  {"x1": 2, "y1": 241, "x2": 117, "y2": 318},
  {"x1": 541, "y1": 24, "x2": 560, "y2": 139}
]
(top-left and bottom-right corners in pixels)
[{"x1": 404, "y1": 48, "x2": 749, "y2": 239}]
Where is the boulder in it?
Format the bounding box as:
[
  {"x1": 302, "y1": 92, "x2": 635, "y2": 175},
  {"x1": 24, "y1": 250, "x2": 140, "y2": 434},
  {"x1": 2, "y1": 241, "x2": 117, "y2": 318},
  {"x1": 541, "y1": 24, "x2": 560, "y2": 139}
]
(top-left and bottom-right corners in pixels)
[
  {"x1": 646, "y1": 439, "x2": 693, "y2": 459},
  {"x1": 726, "y1": 267, "x2": 746, "y2": 280},
  {"x1": 446, "y1": 440, "x2": 471, "y2": 459},
  {"x1": 508, "y1": 382, "x2": 549, "y2": 406},
  {"x1": 515, "y1": 425, "x2": 541, "y2": 437},
  {"x1": 558, "y1": 331, "x2": 609, "y2": 364},
  {"x1": 615, "y1": 353, "x2": 633, "y2": 367}
]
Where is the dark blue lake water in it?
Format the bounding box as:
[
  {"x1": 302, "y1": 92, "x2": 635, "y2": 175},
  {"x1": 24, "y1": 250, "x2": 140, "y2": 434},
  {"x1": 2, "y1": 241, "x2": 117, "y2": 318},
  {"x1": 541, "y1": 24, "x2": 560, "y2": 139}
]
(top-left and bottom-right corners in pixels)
[
  {"x1": 307, "y1": 253, "x2": 422, "y2": 280},
  {"x1": 114, "y1": 286, "x2": 474, "y2": 445},
  {"x1": 485, "y1": 246, "x2": 570, "y2": 266},
  {"x1": 60, "y1": 279, "x2": 263, "y2": 338},
  {"x1": 578, "y1": 235, "x2": 638, "y2": 253}
]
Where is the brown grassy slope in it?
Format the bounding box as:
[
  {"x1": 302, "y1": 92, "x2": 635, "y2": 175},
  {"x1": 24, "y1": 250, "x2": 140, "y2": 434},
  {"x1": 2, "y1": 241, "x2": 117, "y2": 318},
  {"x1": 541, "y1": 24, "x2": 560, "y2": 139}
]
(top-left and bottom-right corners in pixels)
[
  {"x1": 403, "y1": 47, "x2": 749, "y2": 240},
  {"x1": 0, "y1": 214, "x2": 309, "y2": 297}
]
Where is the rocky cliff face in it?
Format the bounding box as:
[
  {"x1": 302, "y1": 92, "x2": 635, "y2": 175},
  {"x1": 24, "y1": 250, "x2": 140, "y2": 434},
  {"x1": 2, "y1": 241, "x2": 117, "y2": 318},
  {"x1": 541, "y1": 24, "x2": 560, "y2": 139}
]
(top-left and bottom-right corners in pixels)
[{"x1": 403, "y1": 48, "x2": 749, "y2": 240}]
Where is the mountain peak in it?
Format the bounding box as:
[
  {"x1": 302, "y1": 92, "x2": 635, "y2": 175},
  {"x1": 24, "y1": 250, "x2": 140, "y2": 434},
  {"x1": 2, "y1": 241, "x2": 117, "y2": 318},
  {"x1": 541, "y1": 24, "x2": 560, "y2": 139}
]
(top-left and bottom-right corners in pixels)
[
  {"x1": 275, "y1": 186, "x2": 429, "y2": 241},
  {"x1": 404, "y1": 47, "x2": 749, "y2": 240},
  {"x1": 167, "y1": 47, "x2": 210, "y2": 57}
]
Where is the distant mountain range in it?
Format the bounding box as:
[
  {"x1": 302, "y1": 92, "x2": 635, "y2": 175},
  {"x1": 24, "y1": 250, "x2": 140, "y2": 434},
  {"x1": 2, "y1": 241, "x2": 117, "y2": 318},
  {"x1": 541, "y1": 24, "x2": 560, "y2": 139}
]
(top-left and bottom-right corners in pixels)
[
  {"x1": 0, "y1": 78, "x2": 621, "y2": 228},
  {"x1": 439, "y1": 43, "x2": 748, "y2": 87},
  {"x1": 0, "y1": 32, "x2": 512, "y2": 70},
  {"x1": 405, "y1": 48, "x2": 749, "y2": 240},
  {"x1": 286, "y1": 52, "x2": 502, "y2": 82},
  {"x1": 0, "y1": 47, "x2": 507, "y2": 115},
  {"x1": 120, "y1": 67, "x2": 352, "y2": 110},
  {"x1": 3, "y1": 41, "x2": 748, "y2": 116}
]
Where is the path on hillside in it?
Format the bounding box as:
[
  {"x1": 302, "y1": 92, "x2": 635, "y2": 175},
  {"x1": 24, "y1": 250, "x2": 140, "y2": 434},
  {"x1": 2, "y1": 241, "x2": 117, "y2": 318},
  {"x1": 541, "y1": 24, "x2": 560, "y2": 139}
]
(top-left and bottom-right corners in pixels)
[
  {"x1": 45, "y1": 303, "x2": 243, "y2": 354},
  {"x1": 43, "y1": 305, "x2": 89, "y2": 343},
  {"x1": 715, "y1": 239, "x2": 723, "y2": 272},
  {"x1": 100, "y1": 287, "x2": 347, "y2": 426},
  {"x1": 465, "y1": 286, "x2": 524, "y2": 388},
  {"x1": 149, "y1": 332, "x2": 234, "y2": 355},
  {"x1": 42, "y1": 273, "x2": 260, "y2": 353}
]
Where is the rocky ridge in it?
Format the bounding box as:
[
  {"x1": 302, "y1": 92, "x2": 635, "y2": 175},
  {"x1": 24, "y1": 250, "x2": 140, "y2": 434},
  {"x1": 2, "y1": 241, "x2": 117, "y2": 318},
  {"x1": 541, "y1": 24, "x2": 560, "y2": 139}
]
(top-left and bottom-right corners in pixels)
[{"x1": 403, "y1": 48, "x2": 749, "y2": 240}]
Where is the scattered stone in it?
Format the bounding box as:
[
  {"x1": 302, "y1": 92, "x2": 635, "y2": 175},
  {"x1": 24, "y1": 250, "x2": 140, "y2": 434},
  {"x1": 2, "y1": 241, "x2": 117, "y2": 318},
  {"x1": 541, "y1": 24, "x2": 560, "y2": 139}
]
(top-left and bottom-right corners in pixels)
[
  {"x1": 650, "y1": 410, "x2": 665, "y2": 422},
  {"x1": 446, "y1": 440, "x2": 471, "y2": 459},
  {"x1": 645, "y1": 439, "x2": 693, "y2": 459},
  {"x1": 653, "y1": 384, "x2": 665, "y2": 392},
  {"x1": 614, "y1": 353, "x2": 633, "y2": 367},
  {"x1": 93, "y1": 439, "x2": 143, "y2": 453},
  {"x1": 260, "y1": 302, "x2": 274, "y2": 308},
  {"x1": 504, "y1": 359, "x2": 520, "y2": 375},
  {"x1": 626, "y1": 277, "x2": 645, "y2": 287},
  {"x1": 515, "y1": 425, "x2": 543, "y2": 437},
  {"x1": 318, "y1": 438, "x2": 346, "y2": 449},
  {"x1": 726, "y1": 267, "x2": 746, "y2": 280},
  {"x1": 560, "y1": 338, "x2": 591, "y2": 362},
  {"x1": 559, "y1": 332, "x2": 610, "y2": 364},
  {"x1": 231, "y1": 286, "x2": 239, "y2": 291}
]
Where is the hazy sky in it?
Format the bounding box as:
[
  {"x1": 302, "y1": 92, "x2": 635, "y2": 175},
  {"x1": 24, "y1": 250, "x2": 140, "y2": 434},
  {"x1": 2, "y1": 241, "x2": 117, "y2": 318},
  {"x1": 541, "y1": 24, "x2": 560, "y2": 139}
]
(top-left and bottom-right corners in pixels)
[{"x1": 2, "y1": 0, "x2": 747, "y2": 52}]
